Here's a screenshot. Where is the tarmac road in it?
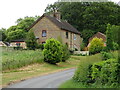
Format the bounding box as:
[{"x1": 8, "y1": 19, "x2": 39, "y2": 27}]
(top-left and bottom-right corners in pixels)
[{"x1": 6, "y1": 68, "x2": 76, "y2": 88}]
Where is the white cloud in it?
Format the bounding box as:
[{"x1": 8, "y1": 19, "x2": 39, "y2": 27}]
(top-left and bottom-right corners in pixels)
[{"x1": 0, "y1": 0, "x2": 119, "y2": 29}]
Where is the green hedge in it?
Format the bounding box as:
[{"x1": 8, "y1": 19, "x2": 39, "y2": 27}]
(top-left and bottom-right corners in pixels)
[{"x1": 91, "y1": 59, "x2": 119, "y2": 87}]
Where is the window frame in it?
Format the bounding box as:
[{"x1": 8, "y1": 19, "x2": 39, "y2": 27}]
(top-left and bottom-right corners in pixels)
[{"x1": 42, "y1": 30, "x2": 47, "y2": 37}]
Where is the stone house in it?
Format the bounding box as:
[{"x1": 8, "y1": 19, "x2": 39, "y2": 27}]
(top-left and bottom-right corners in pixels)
[
  {"x1": 10, "y1": 39, "x2": 26, "y2": 49},
  {"x1": 87, "y1": 32, "x2": 106, "y2": 48},
  {"x1": 29, "y1": 13, "x2": 82, "y2": 50}
]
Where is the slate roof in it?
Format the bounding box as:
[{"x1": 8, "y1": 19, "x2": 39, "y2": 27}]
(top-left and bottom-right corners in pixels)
[
  {"x1": 29, "y1": 14, "x2": 80, "y2": 35},
  {"x1": 11, "y1": 39, "x2": 25, "y2": 42}
]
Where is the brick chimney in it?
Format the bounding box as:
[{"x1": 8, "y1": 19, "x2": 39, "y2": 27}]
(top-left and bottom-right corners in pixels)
[{"x1": 50, "y1": 10, "x2": 61, "y2": 20}]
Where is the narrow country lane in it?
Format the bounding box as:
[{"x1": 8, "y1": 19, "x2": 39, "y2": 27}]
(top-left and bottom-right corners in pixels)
[{"x1": 6, "y1": 68, "x2": 75, "y2": 88}]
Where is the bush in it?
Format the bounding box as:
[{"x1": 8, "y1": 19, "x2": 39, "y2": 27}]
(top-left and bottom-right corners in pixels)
[
  {"x1": 62, "y1": 44, "x2": 70, "y2": 62},
  {"x1": 101, "y1": 51, "x2": 114, "y2": 60},
  {"x1": 73, "y1": 54, "x2": 102, "y2": 83},
  {"x1": 89, "y1": 37, "x2": 104, "y2": 54},
  {"x1": 80, "y1": 42, "x2": 85, "y2": 51},
  {"x1": 25, "y1": 30, "x2": 38, "y2": 50},
  {"x1": 43, "y1": 38, "x2": 63, "y2": 64},
  {"x1": 91, "y1": 59, "x2": 119, "y2": 87},
  {"x1": 113, "y1": 42, "x2": 119, "y2": 50}
]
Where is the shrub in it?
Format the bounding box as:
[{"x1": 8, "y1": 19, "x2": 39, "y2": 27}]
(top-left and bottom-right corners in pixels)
[
  {"x1": 80, "y1": 42, "x2": 85, "y2": 51},
  {"x1": 61, "y1": 44, "x2": 70, "y2": 62},
  {"x1": 73, "y1": 54, "x2": 102, "y2": 83},
  {"x1": 25, "y1": 30, "x2": 38, "y2": 50},
  {"x1": 101, "y1": 51, "x2": 114, "y2": 60},
  {"x1": 89, "y1": 37, "x2": 104, "y2": 54},
  {"x1": 43, "y1": 38, "x2": 63, "y2": 64},
  {"x1": 91, "y1": 59, "x2": 119, "y2": 87},
  {"x1": 113, "y1": 42, "x2": 119, "y2": 50}
]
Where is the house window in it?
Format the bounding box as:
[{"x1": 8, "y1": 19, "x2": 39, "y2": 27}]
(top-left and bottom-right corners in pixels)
[
  {"x1": 42, "y1": 30, "x2": 46, "y2": 37},
  {"x1": 74, "y1": 34, "x2": 76, "y2": 40},
  {"x1": 66, "y1": 32, "x2": 68, "y2": 39},
  {"x1": 16, "y1": 42, "x2": 20, "y2": 46}
]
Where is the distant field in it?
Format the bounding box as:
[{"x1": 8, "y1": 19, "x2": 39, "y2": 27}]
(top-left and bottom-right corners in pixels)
[{"x1": 1, "y1": 47, "x2": 44, "y2": 71}]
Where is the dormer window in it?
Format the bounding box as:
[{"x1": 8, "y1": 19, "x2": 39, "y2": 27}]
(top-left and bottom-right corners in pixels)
[
  {"x1": 66, "y1": 32, "x2": 68, "y2": 39},
  {"x1": 42, "y1": 30, "x2": 46, "y2": 37}
]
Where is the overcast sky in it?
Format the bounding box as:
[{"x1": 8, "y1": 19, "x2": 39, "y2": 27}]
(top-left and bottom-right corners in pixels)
[{"x1": 0, "y1": 0, "x2": 119, "y2": 29}]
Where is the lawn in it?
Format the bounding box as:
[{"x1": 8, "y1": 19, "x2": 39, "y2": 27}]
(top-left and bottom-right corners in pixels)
[{"x1": 1, "y1": 47, "x2": 81, "y2": 87}]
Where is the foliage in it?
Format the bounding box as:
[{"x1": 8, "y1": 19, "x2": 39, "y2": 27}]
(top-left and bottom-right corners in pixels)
[
  {"x1": 73, "y1": 54, "x2": 102, "y2": 83},
  {"x1": 5, "y1": 16, "x2": 40, "y2": 42},
  {"x1": 6, "y1": 29, "x2": 26, "y2": 42},
  {"x1": 2, "y1": 47, "x2": 43, "y2": 70},
  {"x1": 91, "y1": 59, "x2": 119, "y2": 87},
  {"x1": 106, "y1": 24, "x2": 114, "y2": 50},
  {"x1": 100, "y1": 51, "x2": 114, "y2": 60},
  {"x1": 89, "y1": 37, "x2": 104, "y2": 54},
  {"x1": 62, "y1": 44, "x2": 70, "y2": 62},
  {"x1": 25, "y1": 30, "x2": 38, "y2": 50},
  {"x1": 113, "y1": 42, "x2": 119, "y2": 50},
  {"x1": 0, "y1": 28, "x2": 6, "y2": 41},
  {"x1": 80, "y1": 42, "x2": 85, "y2": 51},
  {"x1": 43, "y1": 38, "x2": 63, "y2": 64},
  {"x1": 16, "y1": 16, "x2": 39, "y2": 31},
  {"x1": 81, "y1": 30, "x2": 95, "y2": 46},
  {"x1": 45, "y1": 2, "x2": 120, "y2": 33}
]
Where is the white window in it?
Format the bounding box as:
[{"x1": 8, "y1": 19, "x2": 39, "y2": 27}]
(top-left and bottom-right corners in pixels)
[
  {"x1": 42, "y1": 30, "x2": 46, "y2": 37},
  {"x1": 74, "y1": 34, "x2": 76, "y2": 40}
]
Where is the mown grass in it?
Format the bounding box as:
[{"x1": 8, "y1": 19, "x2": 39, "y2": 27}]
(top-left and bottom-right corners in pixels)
[{"x1": 2, "y1": 47, "x2": 44, "y2": 71}]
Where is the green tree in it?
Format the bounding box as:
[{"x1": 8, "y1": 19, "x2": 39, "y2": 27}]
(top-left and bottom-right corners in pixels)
[
  {"x1": 106, "y1": 24, "x2": 113, "y2": 50},
  {"x1": 89, "y1": 37, "x2": 104, "y2": 54},
  {"x1": 6, "y1": 29, "x2": 26, "y2": 42},
  {"x1": 43, "y1": 38, "x2": 63, "y2": 64},
  {"x1": 0, "y1": 28, "x2": 6, "y2": 41},
  {"x1": 25, "y1": 30, "x2": 37, "y2": 50},
  {"x1": 81, "y1": 29, "x2": 95, "y2": 46}
]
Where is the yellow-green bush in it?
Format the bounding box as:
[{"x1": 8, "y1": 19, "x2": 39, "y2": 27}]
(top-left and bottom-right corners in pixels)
[{"x1": 89, "y1": 37, "x2": 104, "y2": 54}]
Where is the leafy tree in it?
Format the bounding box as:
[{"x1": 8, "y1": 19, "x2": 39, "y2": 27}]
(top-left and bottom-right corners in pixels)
[
  {"x1": 81, "y1": 29, "x2": 95, "y2": 46},
  {"x1": 89, "y1": 37, "x2": 104, "y2": 54},
  {"x1": 106, "y1": 24, "x2": 114, "y2": 50},
  {"x1": 0, "y1": 28, "x2": 6, "y2": 41},
  {"x1": 16, "y1": 16, "x2": 39, "y2": 31},
  {"x1": 106, "y1": 24, "x2": 120, "y2": 51},
  {"x1": 25, "y1": 30, "x2": 37, "y2": 50},
  {"x1": 6, "y1": 29, "x2": 26, "y2": 42},
  {"x1": 43, "y1": 38, "x2": 63, "y2": 64}
]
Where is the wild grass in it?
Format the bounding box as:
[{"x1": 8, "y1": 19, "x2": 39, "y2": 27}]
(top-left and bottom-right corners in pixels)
[{"x1": 1, "y1": 47, "x2": 44, "y2": 71}]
